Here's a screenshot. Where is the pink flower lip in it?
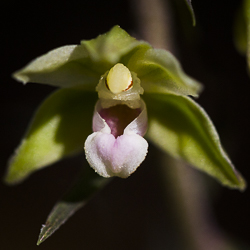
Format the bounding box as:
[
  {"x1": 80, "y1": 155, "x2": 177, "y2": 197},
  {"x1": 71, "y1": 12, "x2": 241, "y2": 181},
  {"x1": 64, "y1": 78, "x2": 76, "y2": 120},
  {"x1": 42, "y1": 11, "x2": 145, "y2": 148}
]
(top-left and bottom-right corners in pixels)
[{"x1": 84, "y1": 100, "x2": 148, "y2": 178}]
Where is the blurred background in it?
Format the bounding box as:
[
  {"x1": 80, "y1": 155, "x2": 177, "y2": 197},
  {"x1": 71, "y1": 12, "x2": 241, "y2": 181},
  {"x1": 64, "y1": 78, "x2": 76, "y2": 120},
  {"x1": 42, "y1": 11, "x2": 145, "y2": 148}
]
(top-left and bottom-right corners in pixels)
[{"x1": 1, "y1": 0, "x2": 250, "y2": 249}]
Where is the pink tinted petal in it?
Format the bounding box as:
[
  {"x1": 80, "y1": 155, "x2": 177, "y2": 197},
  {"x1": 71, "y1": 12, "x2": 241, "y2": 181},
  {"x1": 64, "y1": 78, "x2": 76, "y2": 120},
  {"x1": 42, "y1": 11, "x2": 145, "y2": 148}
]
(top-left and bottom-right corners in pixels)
[
  {"x1": 85, "y1": 99, "x2": 148, "y2": 178},
  {"x1": 92, "y1": 99, "x2": 147, "y2": 136},
  {"x1": 84, "y1": 132, "x2": 148, "y2": 178},
  {"x1": 124, "y1": 99, "x2": 147, "y2": 136},
  {"x1": 99, "y1": 105, "x2": 141, "y2": 138}
]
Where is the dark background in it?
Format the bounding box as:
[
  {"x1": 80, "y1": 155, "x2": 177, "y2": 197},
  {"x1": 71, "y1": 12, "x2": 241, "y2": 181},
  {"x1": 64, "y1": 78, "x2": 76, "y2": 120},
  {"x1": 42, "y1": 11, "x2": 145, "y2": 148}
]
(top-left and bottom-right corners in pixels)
[{"x1": 1, "y1": 0, "x2": 250, "y2": 249}]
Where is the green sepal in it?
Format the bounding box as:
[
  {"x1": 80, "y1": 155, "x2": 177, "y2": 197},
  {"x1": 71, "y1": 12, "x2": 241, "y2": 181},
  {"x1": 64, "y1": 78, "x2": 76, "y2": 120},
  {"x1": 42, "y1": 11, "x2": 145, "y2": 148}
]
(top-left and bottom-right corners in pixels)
[
  {"x1": 13, "y1": 26, "x2": 151, "y2": 89},
  {"x1": 128, "y1": 48, "x2": 202, "y2": 97},
  {"x1": 81, "y1": 25, "x2": 151, "y2": 66},
  {"x1": 37, "y1": 166, "x2": 110, "y2": 245},
  {"x1": 4, "y1": 89, "x2": 97, "y2": 184},
  {"x1": 13, "y1": 45, "x2": 100, "y2": 89},
  {"x1": 144, "y1": 93, "x2": 246, "y2": 190}
]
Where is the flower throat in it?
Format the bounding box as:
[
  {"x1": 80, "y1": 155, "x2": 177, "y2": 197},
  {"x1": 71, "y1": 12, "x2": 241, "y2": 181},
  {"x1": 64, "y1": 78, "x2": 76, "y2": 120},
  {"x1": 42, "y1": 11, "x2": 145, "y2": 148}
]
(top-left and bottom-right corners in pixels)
[{"x1": 99, "y1": 105, "x2": 141, "y2": 138}]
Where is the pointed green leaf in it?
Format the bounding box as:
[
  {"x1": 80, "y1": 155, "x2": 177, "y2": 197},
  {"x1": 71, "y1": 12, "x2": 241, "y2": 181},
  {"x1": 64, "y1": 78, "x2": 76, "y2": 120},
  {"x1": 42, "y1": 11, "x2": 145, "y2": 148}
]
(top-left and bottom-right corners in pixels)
[
  {"x1": 184, "y1": 0, "x2": 196, "y2": 26},
  {"x1": 128, "y1": 48, "x2": 202, "y2": 97},
  {"x1": 5, "y1": 89, "x2": 97, "y2": 184},
  {"x1": 37, "y1": 167, "x2": 110, "y2": 245},
  {"x1": 13, "y1": 45, "x2": 100, "y2": 89},
  {"x1": 144, "y1": 93, "x2": 246, "y2": 190}
]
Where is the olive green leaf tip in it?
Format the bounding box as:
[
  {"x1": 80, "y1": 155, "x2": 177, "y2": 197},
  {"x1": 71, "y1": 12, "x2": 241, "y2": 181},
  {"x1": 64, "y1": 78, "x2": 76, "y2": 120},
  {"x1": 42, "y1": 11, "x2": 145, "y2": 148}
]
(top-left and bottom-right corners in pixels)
[
  {"x1": 12, "y1": 70, "x2": 29, "y2": 84},
  {"x1": 37, "y1": 226, "x2": 46, "y2": 245},
  {"x1": 37, "y1": 221, "x2": 60, "y2": 246},
  {"x1": 4, "y1": 160, "x2": 34, "y2": 185},
  {"x1": 234, "y1": 0, "x2": 250, "y2": 70},
  {"x1": 36, "y1": 168, "x2": 109, "y2": 245},
  {"x1": 3, "y1": 155, "x2": 26, "y2": 185},
  {"x1": 233, "y1": 0, "x2": 248, "y2": 56},
  {"x1": 108, "y1": 24, "x2": 124, "y2": 33},
  {"x1": 184, "y1": 0, "x2": 196, "y2": 26},
  {"x1": 3, "y1": 172, "x2": 18, "y2": 186},
  {"x1": 224, "y1": 169, "x2": 247, "y2": 191},
  {"x1": 3, "y1": 165, "x2": 29, "y2": 186},
  {"x1": 103, "y1": 25, "x2": 129, "y2": 36},
  {"x1": 236, "y1": 173, "x2": 247, "y2": 192},
  {"x1": 36, "y1": 202, "x2": 84, "y2": 246}
]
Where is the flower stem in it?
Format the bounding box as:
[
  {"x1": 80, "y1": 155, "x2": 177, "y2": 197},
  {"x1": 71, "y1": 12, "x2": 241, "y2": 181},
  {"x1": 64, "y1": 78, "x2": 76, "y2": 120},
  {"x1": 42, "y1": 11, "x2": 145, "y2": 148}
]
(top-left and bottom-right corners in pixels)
[
  {"x1": 130, "y1": 0, "x2": 174, "y2": 50},
  {"x1": 160, "y1": 154, "x2": 231, "y2": 250}
]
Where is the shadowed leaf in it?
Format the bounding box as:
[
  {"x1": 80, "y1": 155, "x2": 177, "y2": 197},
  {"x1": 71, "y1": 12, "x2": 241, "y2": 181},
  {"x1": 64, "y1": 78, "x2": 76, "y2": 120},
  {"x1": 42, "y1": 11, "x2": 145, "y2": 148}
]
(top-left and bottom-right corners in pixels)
[
  {"x1": 184, "y1": 0, "x2": 196, "y2": 26},
  {"x1": 234, "y1": 0, "x2": 250, "y2": 71},
  {"x1": 145, "y1": 93, "x2": 246, "y2": 190},
  {"x1": 245, "y1": 0, "x2": 250, "y2": 70},
  {"x1": 37, "y1": 167, "x2": 110, "y2": 245},
  {"x1": 5, "y1": 89, "x2": 97, "y2": 184}
]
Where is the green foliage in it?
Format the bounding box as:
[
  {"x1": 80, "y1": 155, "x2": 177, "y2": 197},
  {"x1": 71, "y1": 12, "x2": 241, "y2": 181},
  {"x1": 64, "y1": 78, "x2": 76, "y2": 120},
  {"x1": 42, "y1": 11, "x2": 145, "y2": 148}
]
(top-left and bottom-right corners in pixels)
[
  {"x1": 6, "y1": 25, "x2": 246, "y2": 244},
  {"x1": 184, "y1": 0, "x2": 196, "y2": 26},
  {"x1": 5, "y1": 89, "x2": 97, "y2": 184},
  {"x1": 145, "y1": 93, "x2": 245, "y2": 190},
  {"x1": 234, "y1": 0, "x2": 250, "y2": 71},
  {"x1": 37, "y1": 167, "x2": 109, "y2": 245}
]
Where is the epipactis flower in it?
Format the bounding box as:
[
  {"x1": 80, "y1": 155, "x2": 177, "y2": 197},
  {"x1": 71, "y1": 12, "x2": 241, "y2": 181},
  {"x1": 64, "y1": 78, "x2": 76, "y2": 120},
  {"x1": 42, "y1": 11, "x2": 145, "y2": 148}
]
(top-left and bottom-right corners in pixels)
[
  {"x1": 5, "y1": 26, "x2": 245, "y2": 191},
  {"x1": 85, "y1": 63, "x2": 148, "y2": 178}
]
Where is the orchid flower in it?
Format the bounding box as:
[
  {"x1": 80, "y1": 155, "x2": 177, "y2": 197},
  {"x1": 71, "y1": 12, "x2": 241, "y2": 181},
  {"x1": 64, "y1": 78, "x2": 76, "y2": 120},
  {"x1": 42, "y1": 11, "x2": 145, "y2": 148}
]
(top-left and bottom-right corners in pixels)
[
  {"x1": 84, "y1": 63, "x2": 148, "y2": 178},
  {"x1": 4, "y1": 25, "x2": 246, "y2": 244}
]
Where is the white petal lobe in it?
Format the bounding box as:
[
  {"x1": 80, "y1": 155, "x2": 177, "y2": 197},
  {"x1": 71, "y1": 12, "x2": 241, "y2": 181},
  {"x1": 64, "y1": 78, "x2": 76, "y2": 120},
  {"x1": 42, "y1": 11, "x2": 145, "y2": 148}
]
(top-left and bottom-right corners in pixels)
[
  {"x1": 85, "y1": 132, "x2": 148, "y2": 178},
  {"x1": 84, "y1": 99, "x2": 148, "y2": 178}
]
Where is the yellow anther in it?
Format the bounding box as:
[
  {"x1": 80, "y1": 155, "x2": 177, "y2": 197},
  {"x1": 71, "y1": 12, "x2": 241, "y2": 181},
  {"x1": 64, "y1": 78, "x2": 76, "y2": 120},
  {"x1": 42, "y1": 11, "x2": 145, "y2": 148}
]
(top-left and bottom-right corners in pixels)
[{"x1": 106, "y1": 63, "x2": 133, "y2": 94}]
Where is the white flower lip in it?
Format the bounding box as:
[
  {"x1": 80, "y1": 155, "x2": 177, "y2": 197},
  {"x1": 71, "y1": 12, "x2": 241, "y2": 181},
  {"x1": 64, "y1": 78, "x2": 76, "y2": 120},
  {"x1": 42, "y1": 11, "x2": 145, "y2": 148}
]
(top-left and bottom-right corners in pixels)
[{"x1": 84, "y1": 99, "x2": 148, "y2": 178}]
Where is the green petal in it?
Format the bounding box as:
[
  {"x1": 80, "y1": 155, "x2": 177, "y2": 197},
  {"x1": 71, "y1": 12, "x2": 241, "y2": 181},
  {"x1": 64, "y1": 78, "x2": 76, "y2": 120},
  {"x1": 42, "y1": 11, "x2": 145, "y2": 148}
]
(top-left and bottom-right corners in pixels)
[
  {"x1": 144, "y1": 93, "x2": 246, "y2": 190},
  {"x1": 13, "y1": 45, "x2": 100, "y2": 89},
  {"x1": 5, "y1": 89, "x2": 97, "y2": 184},
  {"x1": 128, "y1": 48, "x2": 202, "y2": 97},
  {"x1": 37, "y1": 167, "x2": 109, "y2": 245}
]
